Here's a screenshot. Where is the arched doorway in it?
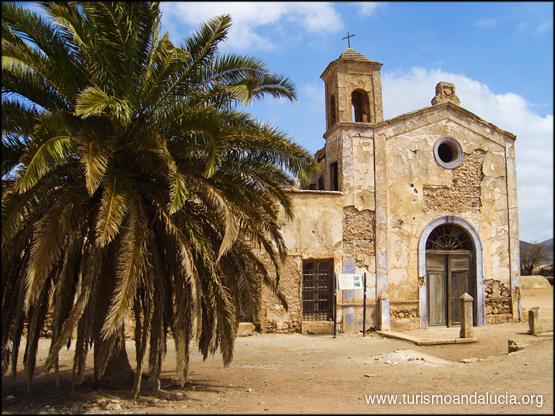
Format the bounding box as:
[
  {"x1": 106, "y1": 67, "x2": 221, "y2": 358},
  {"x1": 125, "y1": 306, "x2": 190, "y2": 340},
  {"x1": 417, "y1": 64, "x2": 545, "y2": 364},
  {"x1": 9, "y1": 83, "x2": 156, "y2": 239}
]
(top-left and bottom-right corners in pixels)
[
  {"x1": 418, "y1": 216, "x2": 484, "y2": 328},
  {"x1": 425, "y1": 224, "x2": 475, "y2": 326}
]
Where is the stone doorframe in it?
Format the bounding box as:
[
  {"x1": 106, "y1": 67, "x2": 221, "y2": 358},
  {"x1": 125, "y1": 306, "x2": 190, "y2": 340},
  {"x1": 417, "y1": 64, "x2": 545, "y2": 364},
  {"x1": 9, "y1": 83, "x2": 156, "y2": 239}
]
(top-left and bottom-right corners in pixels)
[{"x1": 418, "y1": 216, "x2": 485, "y2": 328}]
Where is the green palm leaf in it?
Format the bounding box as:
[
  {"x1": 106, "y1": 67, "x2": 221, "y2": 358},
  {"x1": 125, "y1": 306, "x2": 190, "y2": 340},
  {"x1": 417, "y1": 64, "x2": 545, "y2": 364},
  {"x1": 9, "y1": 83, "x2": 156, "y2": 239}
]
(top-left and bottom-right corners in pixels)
[
  {"x1": 15, "y1": 136, "x2": 73, "y2": 194},
  {"x1": 75, "y1": 86, "x2": 133, "y2": 125}
]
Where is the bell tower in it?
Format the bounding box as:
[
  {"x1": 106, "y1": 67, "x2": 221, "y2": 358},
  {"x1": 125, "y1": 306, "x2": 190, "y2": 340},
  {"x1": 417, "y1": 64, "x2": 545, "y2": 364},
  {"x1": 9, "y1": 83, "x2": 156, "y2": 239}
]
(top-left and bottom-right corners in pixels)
[
  {"x1": 310, "y1": 47, "x2": 384, "y2": 201},
  {"x1": 312, "y1": 46, "x2": 385, "y2": 213},
  {"x1": 321, "y1": 48, "x2": 384, "y2": 131}
]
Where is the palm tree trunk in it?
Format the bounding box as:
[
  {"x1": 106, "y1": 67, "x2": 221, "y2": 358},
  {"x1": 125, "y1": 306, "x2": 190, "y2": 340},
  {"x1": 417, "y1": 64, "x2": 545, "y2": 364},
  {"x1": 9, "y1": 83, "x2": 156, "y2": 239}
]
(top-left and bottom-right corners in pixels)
[
  {"x1": 94, "y1": 326, "x2": 133, "y2": 386},
  {"x1": 93, "y1": 251, "x2": 133, "y2": 387}
]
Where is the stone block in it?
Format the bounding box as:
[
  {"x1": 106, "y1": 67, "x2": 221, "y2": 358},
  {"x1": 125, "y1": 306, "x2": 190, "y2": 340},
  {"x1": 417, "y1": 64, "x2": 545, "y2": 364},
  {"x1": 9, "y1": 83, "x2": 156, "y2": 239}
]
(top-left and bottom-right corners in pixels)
[
  {"x1": 391, "y1": 318, "x2": 420, "y2": 331},
  {"x1": 459, "y1": 293, "x2": 474, "y2": 339},
  {"x1": 528, "y1": 307, "x2": 542, "y2": 335},
  {"x1": 508, "y1": 339, "x2": 527, "y2": 353},
  {"x1": 378, "y1": 292, "x2": 391, "y2": 331},
  {"x1": 237, "y1": 322, "x2": 255, "y2": 337},
  {"x1": 301, "y1": 321, "x2": 334, "y2": 335}
]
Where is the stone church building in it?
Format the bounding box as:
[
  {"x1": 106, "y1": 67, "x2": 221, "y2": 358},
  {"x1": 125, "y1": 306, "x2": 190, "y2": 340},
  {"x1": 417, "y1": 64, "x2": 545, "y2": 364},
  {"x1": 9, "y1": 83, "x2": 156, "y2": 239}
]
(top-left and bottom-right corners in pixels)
[{"x1": 255, "y1": 48, "x2": 520, "y2": 334}]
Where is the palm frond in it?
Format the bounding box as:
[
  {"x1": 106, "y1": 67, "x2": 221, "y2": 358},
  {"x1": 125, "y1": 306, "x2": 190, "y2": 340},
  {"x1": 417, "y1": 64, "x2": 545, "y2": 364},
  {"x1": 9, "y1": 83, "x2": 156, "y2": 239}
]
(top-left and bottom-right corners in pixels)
[
  {"x1": 44, "y1": 247, "x2": 103, "y2": 373},
  {"x1": 101, "y1": 199, "x2": 150, "y2": 339},
  {"x1": 23, "y1": 192, "x2": 78, "y2": 311},
  {"x1": 75, "y1": 86, "x2": 133, "y2": 125},
  {"x1": 15, "y1": 136, "x2": 73, "y2": 194},
  {"x1": 95, "y1": 174, "x2": 128, "y2": 247},
  {"x1": 78, "y1": 138, "x2": 110, "y2": 195}
]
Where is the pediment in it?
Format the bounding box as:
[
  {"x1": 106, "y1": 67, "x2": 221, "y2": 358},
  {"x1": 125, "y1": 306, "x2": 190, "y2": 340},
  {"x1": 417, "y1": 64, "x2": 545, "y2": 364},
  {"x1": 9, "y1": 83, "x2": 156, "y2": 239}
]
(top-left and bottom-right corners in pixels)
[{"x1": 377, "y1": 102, "x2": 515, "y2": 146}]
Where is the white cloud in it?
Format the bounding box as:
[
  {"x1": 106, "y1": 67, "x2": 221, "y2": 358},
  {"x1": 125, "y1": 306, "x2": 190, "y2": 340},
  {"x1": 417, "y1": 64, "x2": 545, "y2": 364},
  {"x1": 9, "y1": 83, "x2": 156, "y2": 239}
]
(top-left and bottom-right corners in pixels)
[
  {"x1": 382, "y1": 67, "x2": 553, "y2": 242},
  {"x1": 535, "y1": 20, "x2": 553, "y2": 34},
  {"x1": 161, "y1": 2, "x2": 342, "y2": 51},
  {"x1": 475, "y1": 18, "x2": 498, "y2": 29},
  {"x1": 356, "y1": 2, "x2": 381, "y2": 16}
]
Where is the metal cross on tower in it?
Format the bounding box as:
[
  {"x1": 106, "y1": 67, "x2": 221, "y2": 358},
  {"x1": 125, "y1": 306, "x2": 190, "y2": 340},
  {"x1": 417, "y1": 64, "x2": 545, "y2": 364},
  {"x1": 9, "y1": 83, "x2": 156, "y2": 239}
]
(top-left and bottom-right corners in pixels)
[{"x1": 342, "y1": 32, "x2": 356, "y2": 48}]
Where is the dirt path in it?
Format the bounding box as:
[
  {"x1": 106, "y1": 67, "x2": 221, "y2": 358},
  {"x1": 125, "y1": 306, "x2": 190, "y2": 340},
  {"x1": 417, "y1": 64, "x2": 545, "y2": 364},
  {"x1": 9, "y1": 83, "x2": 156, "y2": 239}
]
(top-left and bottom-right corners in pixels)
[{"x1": 2, "y1": 288, "x2": 553, "y2": 414}]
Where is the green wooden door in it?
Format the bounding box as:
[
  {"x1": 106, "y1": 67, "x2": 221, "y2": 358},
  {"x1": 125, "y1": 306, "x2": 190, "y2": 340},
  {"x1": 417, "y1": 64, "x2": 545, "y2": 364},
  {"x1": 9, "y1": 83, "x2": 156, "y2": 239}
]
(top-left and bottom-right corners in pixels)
[
  {"x1": 427, "y1": 254, "x2": 446, "y2": 326},
  {"x1": 447, "y1": 254, "x2": 471, "y2": 325},
  {"x1": 427, "y1": 252, "x2": 471, "y2": 326}
]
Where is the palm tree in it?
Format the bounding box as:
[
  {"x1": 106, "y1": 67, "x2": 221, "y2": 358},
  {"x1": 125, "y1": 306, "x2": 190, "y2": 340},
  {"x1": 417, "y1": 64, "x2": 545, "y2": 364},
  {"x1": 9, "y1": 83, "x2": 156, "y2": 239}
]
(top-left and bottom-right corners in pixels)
[{"x1": 1, "y1": 2, "x2": 311, "y2": 397}]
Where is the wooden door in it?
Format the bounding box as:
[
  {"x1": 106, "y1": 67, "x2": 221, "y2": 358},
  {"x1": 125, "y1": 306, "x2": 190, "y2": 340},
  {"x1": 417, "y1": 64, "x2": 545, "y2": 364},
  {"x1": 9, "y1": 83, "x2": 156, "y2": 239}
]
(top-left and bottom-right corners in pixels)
[
  {"x1": 447, "y1": 254, "x2": 471, "y2": 325},
  {"x1": 427, "y1": 252, "x2": 472, "y2": 326},
  {"x1": 427, "y1": 254, "x2": 446, "y2": 326}
]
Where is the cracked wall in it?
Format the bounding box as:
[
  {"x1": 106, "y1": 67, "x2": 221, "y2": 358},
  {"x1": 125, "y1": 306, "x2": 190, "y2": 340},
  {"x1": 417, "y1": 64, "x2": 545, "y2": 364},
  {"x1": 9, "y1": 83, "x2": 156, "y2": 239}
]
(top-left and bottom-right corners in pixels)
[
  {"x1": 258, "y1": 255, "x2": 303, "y2": 333},
  {"x1": 484, "y1": 278, "x2": 512, "y2": 324},
  {"x1": 379, "y1": 107, "x2": 518, "y2": 325},
  {"x1": 256, "y1": 102, "x2": 519, "y2": 332},
  {"x1": 343, "y1": 206, "x2": 375, "y2": 268},
  {"x1": 423, "y1": 149, "x2": 486, "y2": 213},
  {"x1": 257, "y1": 191, "x2": 344, "y2": 333}
]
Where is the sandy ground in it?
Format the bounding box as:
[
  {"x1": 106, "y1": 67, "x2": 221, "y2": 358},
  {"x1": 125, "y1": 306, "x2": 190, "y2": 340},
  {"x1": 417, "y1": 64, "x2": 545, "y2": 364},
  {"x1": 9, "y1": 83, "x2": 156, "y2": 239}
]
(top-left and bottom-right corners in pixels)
[{"x1": 2, "y1": 287, "x2": 553, "y2": 414}]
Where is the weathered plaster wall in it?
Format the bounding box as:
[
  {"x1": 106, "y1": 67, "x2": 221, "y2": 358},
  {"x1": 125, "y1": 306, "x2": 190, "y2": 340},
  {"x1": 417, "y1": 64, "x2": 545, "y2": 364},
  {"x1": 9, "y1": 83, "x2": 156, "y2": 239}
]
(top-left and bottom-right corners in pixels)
[
  {"x1": 258, "y1": 255, "x2": 303, "y2": 333},
  {"x1": 377, "y1": 105, "x2": 518, "y2": 326},
  {"x1": 325, "y1": 134, "x2": 342, "y2": 192},
  {"x1": 257, "y1": 191, "x2": 344, "y2": 333},
  {"x1": 278, "y1": 191, "x2": 344, "y2": 259},
  {"x1": 325, "y1": 126, "x2": 376, "y2": 209},
  {"x1": 343, "y1": 206, "x2": 375, "y2": 269},
  {"x1": 326, "y1": 124, "x2": 380, "y2": 333}
]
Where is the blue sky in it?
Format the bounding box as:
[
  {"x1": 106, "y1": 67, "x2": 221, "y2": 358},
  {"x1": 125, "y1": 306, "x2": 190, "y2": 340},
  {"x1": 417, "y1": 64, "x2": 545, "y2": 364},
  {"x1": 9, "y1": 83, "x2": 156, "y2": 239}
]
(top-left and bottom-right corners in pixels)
[
  {"x1": 162, "y1": 1, "x2": 553, "y2": 243},
  {"x1": 18, "y1": 2, "x2": 554, "y2": 243}
]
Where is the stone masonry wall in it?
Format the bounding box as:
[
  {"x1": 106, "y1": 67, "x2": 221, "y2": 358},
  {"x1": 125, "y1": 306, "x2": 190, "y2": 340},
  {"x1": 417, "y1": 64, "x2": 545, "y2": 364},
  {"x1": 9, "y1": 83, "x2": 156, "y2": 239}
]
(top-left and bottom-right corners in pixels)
[
  {"x1": 343, "y1": 206, "x2": 375, "y2": 268},
  {"x1": 484, "y1": 278, "x2": 512, "y2": 323},
  {"x1": 390, "y1": 304, "x2": 418, "y2": 319},
  {"x1": 423, "y1": 149, "x2": 486, "y2": 213},
  {"x1": 258, "y1": 255, "x2": 302, "y2": 334}
]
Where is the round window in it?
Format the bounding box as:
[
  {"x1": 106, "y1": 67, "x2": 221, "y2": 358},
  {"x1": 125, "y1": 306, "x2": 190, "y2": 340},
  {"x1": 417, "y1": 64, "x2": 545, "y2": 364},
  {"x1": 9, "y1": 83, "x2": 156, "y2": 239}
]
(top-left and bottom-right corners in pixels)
[{"x1": 433, "y1": 137, "x2": 463, "y2": 169}]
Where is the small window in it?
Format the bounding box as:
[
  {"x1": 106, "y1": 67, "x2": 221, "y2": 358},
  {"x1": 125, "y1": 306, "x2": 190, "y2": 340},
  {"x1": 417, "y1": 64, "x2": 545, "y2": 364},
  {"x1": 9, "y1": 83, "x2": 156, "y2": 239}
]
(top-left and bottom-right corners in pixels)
[
  {"x1": 329, "y1": 95, "x2": 336, "y2": 126},
  {"x1": 433, "y1": 137, "x2": 463, "y2": 169},
  {"x1": 330, "y1": 162, "x2": 339, "y2": 191},
  {"x1": 438, "y1": 142, "x2": 454, "y2": 162},
  {"x1": 307, "y1": 183, "x2": 316, "y2": 190},
  {"x1": 318, "y1": 175, "x2": 325, "y2": 190}
]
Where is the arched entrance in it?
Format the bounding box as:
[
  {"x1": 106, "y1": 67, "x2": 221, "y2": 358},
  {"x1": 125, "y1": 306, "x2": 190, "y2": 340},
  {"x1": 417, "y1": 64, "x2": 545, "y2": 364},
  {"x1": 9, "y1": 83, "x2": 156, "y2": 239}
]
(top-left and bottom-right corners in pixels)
[
  {"x1": 425, "y1": 224, "x2": 475, "y2": 326},
  {"x1": 418, "y1": 216, "x2": 484, "y2": 328}
]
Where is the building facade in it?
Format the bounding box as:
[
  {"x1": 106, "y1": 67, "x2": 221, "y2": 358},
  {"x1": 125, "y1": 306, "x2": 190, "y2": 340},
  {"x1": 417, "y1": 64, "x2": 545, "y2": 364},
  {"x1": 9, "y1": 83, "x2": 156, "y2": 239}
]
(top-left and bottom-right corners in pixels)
[{"x1": 255, "y1": 48, "x2": 521, "y2": 334}]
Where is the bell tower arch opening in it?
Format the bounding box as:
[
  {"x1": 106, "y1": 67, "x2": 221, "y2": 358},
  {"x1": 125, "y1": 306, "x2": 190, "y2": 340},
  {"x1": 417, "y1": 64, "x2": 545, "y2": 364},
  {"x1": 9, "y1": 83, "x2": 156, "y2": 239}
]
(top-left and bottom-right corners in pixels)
[
  {"x1": 329, "y1": 94, "x2": 337, "y2": 127},
  {"x1": 351, "y1": 89, "x2": 370, "y2": 122}
]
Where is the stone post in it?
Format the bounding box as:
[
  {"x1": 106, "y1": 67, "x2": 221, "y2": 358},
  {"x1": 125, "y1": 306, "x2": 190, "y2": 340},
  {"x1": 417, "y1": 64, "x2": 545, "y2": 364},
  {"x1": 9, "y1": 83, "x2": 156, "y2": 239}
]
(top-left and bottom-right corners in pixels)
[
  {"x1": 378, "y1": 292, "x2": 390, "y2": 331},
  {"x1": 459, "y1": 293, "x2": 474, "y2": 338},
  {"x1": 528, "y1": 307, "x2": 542, "y2": 335}
]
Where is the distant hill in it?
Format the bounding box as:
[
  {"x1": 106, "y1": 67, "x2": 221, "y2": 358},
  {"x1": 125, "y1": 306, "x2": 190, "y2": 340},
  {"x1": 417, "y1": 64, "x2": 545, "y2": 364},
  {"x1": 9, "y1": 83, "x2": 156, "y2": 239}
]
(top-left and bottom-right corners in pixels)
[{"x1": 520, "y1": 238, "x2": 553, "y2": 265}]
